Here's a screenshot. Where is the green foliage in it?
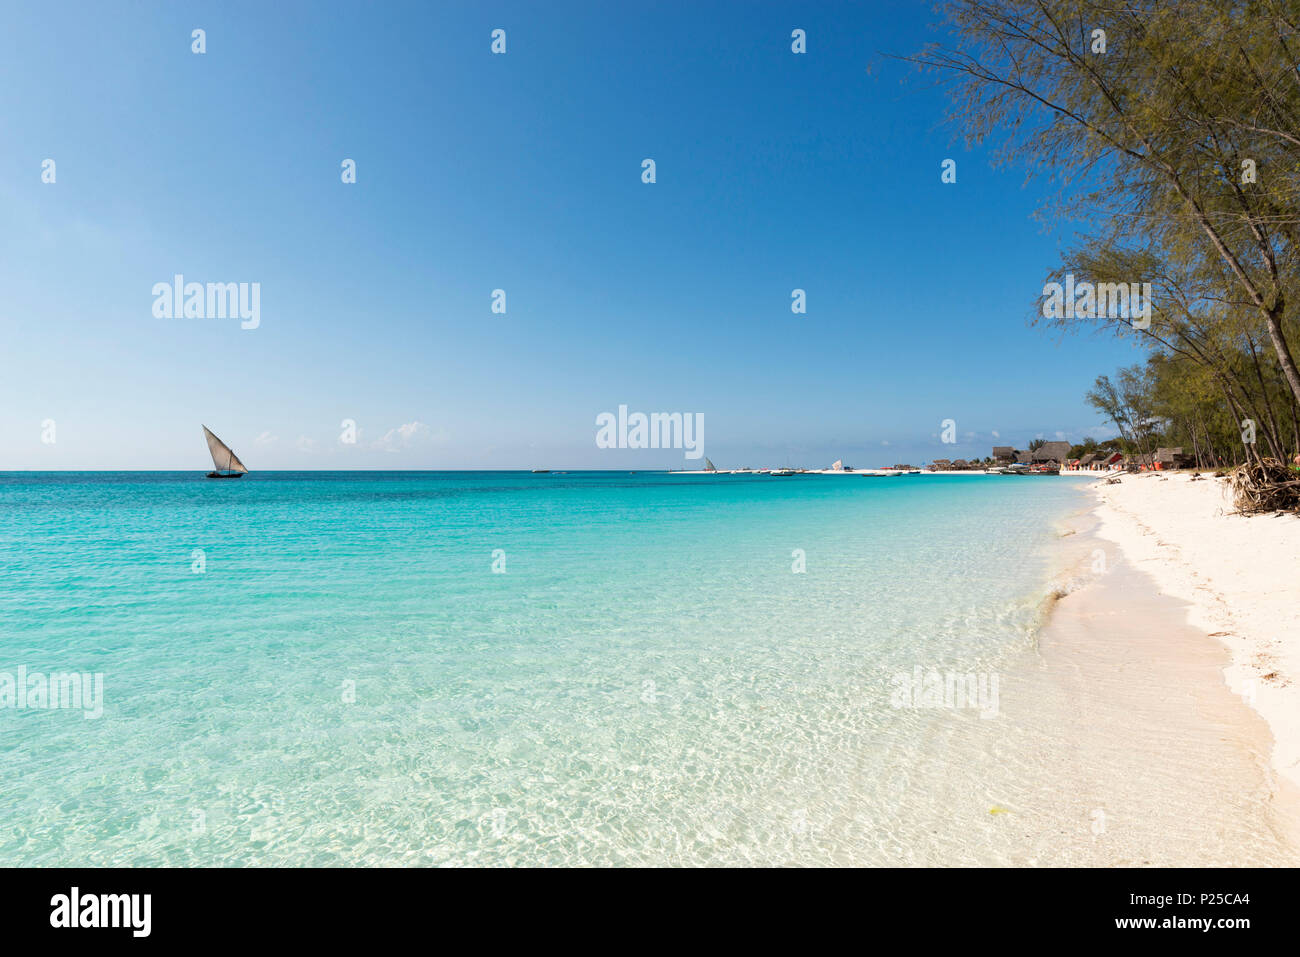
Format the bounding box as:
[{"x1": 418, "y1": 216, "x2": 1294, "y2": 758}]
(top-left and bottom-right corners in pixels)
[{"x1": 914, "y1": 1, "x2": 1300, "y2": 464}]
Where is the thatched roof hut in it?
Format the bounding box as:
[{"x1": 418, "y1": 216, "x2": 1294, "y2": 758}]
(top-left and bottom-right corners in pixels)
[
  {"x1": 1155, "y1": 447, "x2": 1192, "y2": 468},
  {"x1": 1031, "y1": 441, "x2": 1072, "y2": 464}
]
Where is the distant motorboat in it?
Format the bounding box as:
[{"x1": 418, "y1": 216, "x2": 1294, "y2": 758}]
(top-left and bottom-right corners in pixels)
[
  {"x1": 531, "y1": 469, "x2": 551, "y2": 473},
  {"x1": 202, "y1": 425, "x2": 248, "y2": 479}
]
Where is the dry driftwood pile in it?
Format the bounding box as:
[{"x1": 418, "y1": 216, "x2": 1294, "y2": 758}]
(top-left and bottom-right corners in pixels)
[{"x1": 1229, "y1": 458, "x2": 1300, "y2": 514}]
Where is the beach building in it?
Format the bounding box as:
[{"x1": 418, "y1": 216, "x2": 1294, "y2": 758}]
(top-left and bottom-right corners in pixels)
[
  {"x1": 1154, "y1": 447, "x2": 1192, "y2": 469},
  {"x1": 1031, "y1": 441, "x2": 1072, "y2": 465},
  {"x1": 992, "y1": 446, "x2": 1017, "y2": 465}
]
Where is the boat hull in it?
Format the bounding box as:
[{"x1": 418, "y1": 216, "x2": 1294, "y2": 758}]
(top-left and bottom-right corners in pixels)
[{"x1": 205, "y1": 472, "x2": 244, "y2": 479}]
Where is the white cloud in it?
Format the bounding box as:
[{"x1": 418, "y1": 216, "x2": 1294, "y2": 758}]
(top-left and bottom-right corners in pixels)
[
  {"x1": 295, "y1": 435, "x2": 316, "y2": 452},
  {"x1": 254, "y1": 430, "x2": 278, "y2": 446},
  {"x1": 372, "y1": 420, "x2": 447, "y2": 453}
]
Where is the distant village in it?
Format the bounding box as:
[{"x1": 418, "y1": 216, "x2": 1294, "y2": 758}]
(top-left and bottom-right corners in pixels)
[
  {"x1": 693, "y1": 440, "x2": 1196, "y2": 475},
  {"x1": 929, "y1": 440, "x2": 1194, "y2": 472}
]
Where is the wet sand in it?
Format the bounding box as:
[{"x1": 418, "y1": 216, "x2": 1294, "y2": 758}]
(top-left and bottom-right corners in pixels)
[
  {"x1": 1005, "y1": 501, "x2": 1300, "y2": 864},
  {"x1": 873, "y1": 495, "x2": 1300, "y2": 866},
  {"x1": 1091, "y1": 471, "x2": 1300, "y2": 790}
]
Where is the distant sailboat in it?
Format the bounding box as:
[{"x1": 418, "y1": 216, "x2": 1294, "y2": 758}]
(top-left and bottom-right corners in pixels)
[
  {"x1": 704, "y1": 457, "x2": 717, "y2": 472},
  {"x1": 202, "y1": 425, "x2": 248, "y2": 479}
]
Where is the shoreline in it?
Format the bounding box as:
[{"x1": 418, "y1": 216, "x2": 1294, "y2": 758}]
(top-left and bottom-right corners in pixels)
[
  {"x1": 1089, "y1": 472, "x2": 1300, "y2": 792},
  {"x1": 1019, "y1": 473, "x2": 1300, "y2": 862},
  {"x1": 872, "y1": 489, "x2": 1300, "y2": 866}
]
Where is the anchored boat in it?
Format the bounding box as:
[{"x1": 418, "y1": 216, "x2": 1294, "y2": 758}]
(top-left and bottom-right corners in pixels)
[{"x1": 202, "y1": 425, "x2": 248, "y2": 479}]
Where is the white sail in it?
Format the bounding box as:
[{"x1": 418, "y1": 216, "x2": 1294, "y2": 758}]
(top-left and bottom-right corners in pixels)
[{"x1": 202, "y1": 425, "x2": 248, "y2": 473}]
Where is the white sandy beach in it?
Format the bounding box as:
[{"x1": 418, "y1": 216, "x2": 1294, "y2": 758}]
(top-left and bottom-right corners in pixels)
[{"x1": 1090, "y1": 471, "x2": 1300, "y2": 791}]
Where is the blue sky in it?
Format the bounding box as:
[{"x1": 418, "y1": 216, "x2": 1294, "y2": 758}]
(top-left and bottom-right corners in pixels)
[{"x1": 0, "y1": 0, "x2": 1139, "y2": 469}]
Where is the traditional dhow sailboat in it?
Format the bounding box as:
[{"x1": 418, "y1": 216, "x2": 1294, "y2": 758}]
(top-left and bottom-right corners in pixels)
[{"x1": 202, "y1": 425, "x2": 248, "y2": 479}]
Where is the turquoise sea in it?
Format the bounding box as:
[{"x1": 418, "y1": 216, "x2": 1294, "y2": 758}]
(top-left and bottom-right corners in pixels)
[{"x1": 0, "y1": 471, "x2": 1093, "y2": 866}]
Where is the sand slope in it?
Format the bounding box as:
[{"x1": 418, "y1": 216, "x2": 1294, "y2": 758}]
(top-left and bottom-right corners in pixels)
[{"x1": 1092, "y1": 471, "x2": 1300, "y2": 789}]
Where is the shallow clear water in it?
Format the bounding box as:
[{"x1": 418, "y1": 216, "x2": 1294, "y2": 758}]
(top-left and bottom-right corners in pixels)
[{"x1": 0, "y1": 471, "x2": 1093, "y2": 865}]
